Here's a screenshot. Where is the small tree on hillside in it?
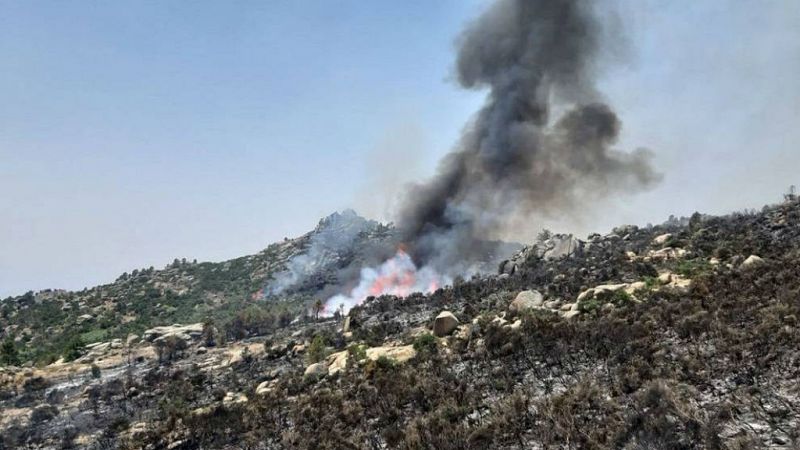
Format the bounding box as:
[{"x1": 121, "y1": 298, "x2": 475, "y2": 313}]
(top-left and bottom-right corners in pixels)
[
  {"x1": 312, "y1": 298, "x2": 325, "y2": 321},
  {"x1": 785, "y1": 185, "x2": 797, "y2": 202},
  {"x1": 1, "y1": 337, "x2": 21, "y2": 366},
  {"x1": 306, "y1": 335, "x2": 328, "y2": 364}
]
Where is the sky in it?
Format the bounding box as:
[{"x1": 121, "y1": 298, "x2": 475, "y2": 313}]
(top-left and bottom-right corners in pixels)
[{"x1": 1, "y1": 1, "x2": 799, "y2": 297}]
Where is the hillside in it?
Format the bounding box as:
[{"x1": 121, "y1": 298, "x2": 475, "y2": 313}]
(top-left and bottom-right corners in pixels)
[
  {"x1": 2, "y1": 199, "x2": 800, "y2": 449},
  {"x1": 0, "y1": 210, "x2": 395, "y2": 365}
]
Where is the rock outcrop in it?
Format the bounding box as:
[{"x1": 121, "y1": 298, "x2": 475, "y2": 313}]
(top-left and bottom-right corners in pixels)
[{"x1": 142, "y1": 323, "x2": 204, "y2": 343}]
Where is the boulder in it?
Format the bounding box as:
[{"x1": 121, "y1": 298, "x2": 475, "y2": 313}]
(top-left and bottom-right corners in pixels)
[
  {"x1": 509, "y1": 290, "x2": 544, "y2": 312},
  {"x1": 433, "y1": 311, "x2": 459, "y2": 337},
  {"x1": 77, "y1": 314, "x2": 94, "y2": 324},
  {"x1": 304, "y1": 362, "x2": 327, "y2": 379},
  {"x1": 541, "y1": 234, "x2": 584, "y2": 260},
  {"x1": 342, "y1": 316, "x2": 351, "y2": 333},
  {"x1": 492, "y1": 316, "x2": 509, "y2": 327},
  {"x1": 648, "y1": 247, "x2": 688, "y2": 260},
  {"x1": 255, "y1": 380, "x2": 276, "y2": 396},
  {"x1": 742, "y1": 255, "x2": 765, "y2": 268},
  {"x1": 142, "y1": 323, "x2": 204, "y2": 343},
  {"x1": 624, "y1": 282, "x2": 647, "y2": 295},
  {"x1": 653, "y1": 233, "x2": 672, "y2": 245},
  {"x1": 454, "y1": 324, "x2": 473, "y2": 341},
  {"x1": 365, "y1": 345, "x2": 416, "y2": 364},
  {"x1": 544, "y1": 300, "x2": 562, "y2": 309},
  {"x1": 128, "y1": 422, "x2": 148, "y2": 440},
  {"x1": 126, "y1": 334, "x2": 140, "y2": 346},
  {"x1": 563, "y1": 310, "x2": 581, "y2": 320},
  {"x1": 326, "y1": 351, "x2": 348, "y2": 376},
  {"x1": 222, "y1": 392, "x2": 248, "y2": 407}
]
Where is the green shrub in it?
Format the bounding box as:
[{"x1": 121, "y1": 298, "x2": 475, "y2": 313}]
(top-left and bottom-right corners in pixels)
[
  {"x1": 578, "y1": 299, "x2": 602, "y2": 314},
  {"x1": 63, "y1": 336, "x2": 85, "y2": 362},
  {"x1": 306, "y1": 335, "x2": 328, "y2": 364},
  {"x1": 81, "y1": 328, "x2": 108, "y2": 344},
  {"x1": 675, "y1": 259, "x2": 711, "y2": 278},
  {"x1": 347, "y1": 343, "x2": 367, "y2": 362},
  {"x1": 412, "y1": 333, "x2": 438, "y2": 356},
  {"x1": 610, "y1": 290, "x2": 633, "y2": 306},
  {"x1": 642, "y1": 276, "x2": 660, "y2": 290},
  {"x1": 0, "y1": 337, "x2": 21, "y2": 366}
]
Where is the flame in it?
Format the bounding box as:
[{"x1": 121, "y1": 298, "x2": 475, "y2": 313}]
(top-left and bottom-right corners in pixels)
[{"x1": 325, "y1": 249, "x2": 448, "y2": 315}]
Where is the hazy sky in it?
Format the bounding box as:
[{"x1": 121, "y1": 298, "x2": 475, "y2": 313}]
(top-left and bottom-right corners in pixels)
[{"x1": 2, "y1": 1, "x2": 799, "y2": 297}]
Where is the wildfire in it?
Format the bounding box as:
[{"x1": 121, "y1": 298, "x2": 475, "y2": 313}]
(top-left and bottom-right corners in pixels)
[{"x1": 325, "y1": 248, "x2": 447, "y2": 315}]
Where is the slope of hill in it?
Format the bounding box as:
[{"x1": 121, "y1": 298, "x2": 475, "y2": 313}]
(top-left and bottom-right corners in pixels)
[
  {"x1": 0, "y1": 210, "x2": 395, "y2": 365},
  {"x1": 2, "y1": 199, "x2": 800, "y2": 449}
]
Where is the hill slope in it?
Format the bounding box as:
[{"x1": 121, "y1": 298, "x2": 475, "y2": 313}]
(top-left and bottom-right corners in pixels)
[
  {"x1": 0, "y1": 210, "x2": 395, "y2": 364},
  {"x1": 2, "y1": 199, "x2": 800, "y2": 449}
]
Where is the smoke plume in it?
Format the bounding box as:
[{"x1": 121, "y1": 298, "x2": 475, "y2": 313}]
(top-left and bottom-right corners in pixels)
[{"x1": 397, "y1": 0, "x2": 661, "y2": 271}]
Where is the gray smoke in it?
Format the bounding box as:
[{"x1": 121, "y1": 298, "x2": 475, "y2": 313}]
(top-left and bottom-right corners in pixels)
[{"x1": 398, "y1": 0, "x2": 661, "y2": 271}]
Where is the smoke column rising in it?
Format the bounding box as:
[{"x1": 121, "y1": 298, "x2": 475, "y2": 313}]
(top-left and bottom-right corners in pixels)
[
  {"x1": 398, "y1": 0, "x2": 661, "y2": 271},
  {"x1": 325, "y1": 0, "x2": 662, "y2": 314}
]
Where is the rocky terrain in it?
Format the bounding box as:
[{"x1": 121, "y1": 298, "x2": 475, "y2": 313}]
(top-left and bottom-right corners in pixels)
[{"x1": 2, "y1": 199, "x2": 800, "y2": 449}]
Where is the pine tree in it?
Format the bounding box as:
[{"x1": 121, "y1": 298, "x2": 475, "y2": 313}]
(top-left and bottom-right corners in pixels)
[{"x1": 0, "y1": 337, "x2": 21, "y2": 366}]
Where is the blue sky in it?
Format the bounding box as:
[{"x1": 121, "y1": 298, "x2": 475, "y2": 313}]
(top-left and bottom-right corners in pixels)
[{"x1": 1, "y1": 1, "x2": 799, "y2": 296}]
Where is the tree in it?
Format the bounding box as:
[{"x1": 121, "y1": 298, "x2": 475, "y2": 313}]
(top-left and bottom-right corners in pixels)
[
  {"x1": 306, "y1": 335, "x2": 328, "y2": 364},
  {"x1": 1, "y1": 337, "x2": 21, "y2": 366},
  {"x1": 202, "y1": 319, "x2": 218, "y2": 347},
  {"x1": 785, "y1": 185, "x2": 797, "y2": 202},
  {"x1": 312, "y1": 298, "x2": 325, "y2": 321}
]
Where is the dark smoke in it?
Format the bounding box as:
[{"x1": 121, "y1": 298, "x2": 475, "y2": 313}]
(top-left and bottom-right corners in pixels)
[{"x1": 397, "y1": 0, "x2": 661, "y2": 272}]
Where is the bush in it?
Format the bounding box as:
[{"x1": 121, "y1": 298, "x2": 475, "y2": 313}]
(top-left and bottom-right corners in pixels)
[
  {"x1": 412, "y1": 333, "x2": 438, "y2": 356},
  {"x1": 610, "y1": 290, "x2": 634, "y2": 306},
  {"x1": 306, "y1": 335, "x2": 328, "y2": 364},
  {"x1": 0, "y1": 337, "x2": 21, "y2": 366},
  {"x1": 155, "y1": 336, "x2": 188, "y2": 363},
  {"x1": 347, "y1": 343, "x2": 367, "y2": 362},
  {"x1": 63, "y1": 336, "x2": 85, "y2": 362},
  {"x1": 579, "y1": 299, "x2": 602, "y2": 314}
]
